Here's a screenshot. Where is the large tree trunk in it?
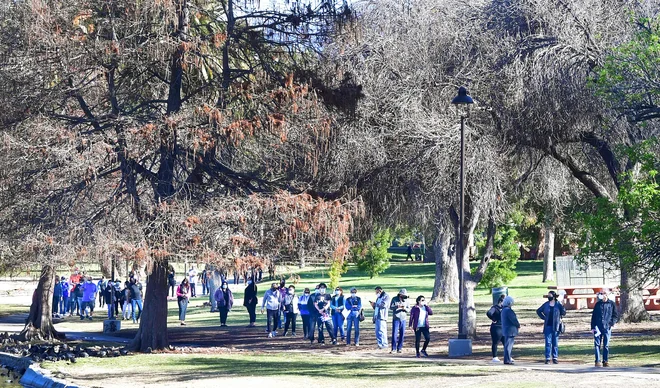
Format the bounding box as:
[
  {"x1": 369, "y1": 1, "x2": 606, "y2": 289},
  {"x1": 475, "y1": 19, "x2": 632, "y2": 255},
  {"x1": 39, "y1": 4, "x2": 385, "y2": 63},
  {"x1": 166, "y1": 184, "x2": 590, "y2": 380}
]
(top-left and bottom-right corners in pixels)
[
  {"x1": 619, "y1": 266, "x2": 649, "y2": 323},
  {"x1": 431, "y1": 227, "x2": 458, "y2": 302},
  {"x1": 536, "y1": 227, "x2": 546, "y2": 262},
  {"x1": 18, "y1": 265, "x2": 64, "y2": 341},
  {"x1": 298, "y1": 248, "x2": 306, "y2": 269},
  {"x1": 542, "y1": 223, "x2": 555, "y2": 282},
  {"x1": 128, "y1": 259, "x2": 169, "y2": 352}
]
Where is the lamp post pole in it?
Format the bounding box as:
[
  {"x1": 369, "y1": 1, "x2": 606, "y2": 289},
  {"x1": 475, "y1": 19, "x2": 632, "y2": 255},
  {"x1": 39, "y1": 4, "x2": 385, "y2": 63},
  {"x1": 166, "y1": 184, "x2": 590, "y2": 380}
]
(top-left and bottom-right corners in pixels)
[
  {"x1": 458, "y1": 114, "x2": 466, "y2": 339},
  {"x1": 451, "y1": 86, "x2": 473, "y2": 342}
]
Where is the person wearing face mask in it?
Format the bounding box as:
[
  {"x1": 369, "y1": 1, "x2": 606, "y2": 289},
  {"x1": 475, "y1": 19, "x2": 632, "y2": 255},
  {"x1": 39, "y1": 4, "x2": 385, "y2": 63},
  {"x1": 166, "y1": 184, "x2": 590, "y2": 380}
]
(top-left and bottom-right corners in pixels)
[
  {"x1": 344, "y1": 287, "x2": 362, "y2": 346},
  {"x1": 307, "y1": 282, "x2": 337, "y2": 345},
  {"x1": 501, "y1": 296, "x2": 520, "y2": 365},
  {"x1": 331, "y1": 287, "x2": 346, "y2": 341},
  {"x1": 261, "y1": 283, "x2": 283, "y2": 338},
  {"x1": 486, "y1": 294, "x2": 506, "y2": 362},
  {"x1": 591, "y1": 290, "x2": 618, "y2": 367},
  {"x1": 298, "y1": 288, "x2": 312, "y2": 338},
  {"x1": 536, "y1": 291, "x2": 567, "y2": 364},
  {"x1": 214, "y1": 281, "x2": 234, "y2": 327},
  {"x1": 282, "y1": 285, "x2": 299, "y2": 336},
  {"x1": 80, "y1": 277, "x2": 98, "y2": 320},
  {"x1": 278, "y1": 279, "x2": 287, "y2": 330},
  {"x1": 409, "y1": 295, "x2": 433, "y2": 358},
  {"x1": 370, "y1": 286, "x2": 391, "y2": 349},
  {"x1": 243, "y1": 276, "x2": 258, "y2": 327},
  {"x1": 177, "y1": 277, "x2": 191, "y2": 326},
  {"x1": 389, "y1": 288, "x2": 410, "y2": 353}
]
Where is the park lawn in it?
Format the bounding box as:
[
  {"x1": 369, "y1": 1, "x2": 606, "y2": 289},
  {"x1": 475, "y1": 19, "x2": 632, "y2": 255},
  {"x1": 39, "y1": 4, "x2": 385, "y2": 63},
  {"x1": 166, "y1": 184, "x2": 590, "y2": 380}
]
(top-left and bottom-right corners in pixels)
[{"x1": 0, "y1": 304, "x2": 29, "y2": 318}]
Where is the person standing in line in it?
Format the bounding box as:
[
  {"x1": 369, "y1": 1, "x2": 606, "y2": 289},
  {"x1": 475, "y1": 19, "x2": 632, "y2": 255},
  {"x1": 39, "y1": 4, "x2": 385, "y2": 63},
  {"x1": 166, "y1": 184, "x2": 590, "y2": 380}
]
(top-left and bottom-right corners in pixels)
[
  {"x1": 307, "y1": 282, "x2": 336, "y2": 345},
  {"x1": 200, "y1": 267, "x2": 208, "y2": 296},
  {"x1": 278, "y1": 279, "x2": 287, "y2": 329},
  {"x1": 129, "y1": 278, "x2": 143, "y2": 323},
  {"x1": 536, "y1": 291, "x2": 567, "y2": 364},
  {"x1": 261, "y1": 282, "x2": 283, "y2": 338},
  {"x1": 409, "y1": 295, "x2": 433, "y2": 358},
  {"x1": 370, "y1": 286, "x2": 391, "y2": 349},
  {"x1": 104, "y1": 280, "x2": 117, "y2": 319},
  {"x1": 167, "y1": 266, "x2": 176, "y2": 298},
  {"x1": 282, "y1": 285, "x2": 299, "y2": 336},
  {"x1": 72, "y1": 281, "x2": 83, "y2": 317},
  {"x1": 122, "y1": 281, "x2": 132, "y2": 320},
  {"x1": 243, "y1": 277, "x2": 258, "y2": 327},
  {"x1": 52, "y1": 277, "x2": 63, "y2": 318},
  {"x1": 298, "y1": 288, "x2": 312, "y2": 339},
  {"x1": 177, "y1": 277, "x2": 191, "y2": 325},
  {"x1": 487, "y1": 294, "x2": 506, "y2": 362},
  {"x1": 591, "y1": 290, "x2": 618, "y2": 367},
  {"x1": 97, "y1": 276, "x2": 107, "y2": 308},
  {"x1": 60, "y1": 277, "x2": 69, "y2": 317},
  {"x1": 214, "y1": 281, "x2": 234, "y2": 327},
  {"x1": 501, "y1": 296, "x2": 520, "y2": 365},
  {"x1": 345, "y1": 287, "x2": 362, "y2": 346},
  {"x1": 331, "y1": 287, "x2": 346, "y2": 341},
  {"x1": 390, "y1": 288, "x2": 410, "y2": 353},
  {"x1": 80, "y1": 277, "x2": 97, "y2": 320},
  {"x1": 187, "y1": 266, "x2": 198, "y2": 298}
]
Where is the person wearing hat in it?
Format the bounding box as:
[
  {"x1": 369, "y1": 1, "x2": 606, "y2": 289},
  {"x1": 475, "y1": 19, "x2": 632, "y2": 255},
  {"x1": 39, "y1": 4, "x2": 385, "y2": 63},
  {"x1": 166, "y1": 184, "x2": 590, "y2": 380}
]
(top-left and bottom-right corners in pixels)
[
  {"x1": 307, "y1": 282, "x2": 337, "y2": 344},
  {"x1": 389, "y1": 288, "x2": 410, "y2": 353},
  {"x1": 345, "y1": 287, "x2": 362, "y2": 346},
  {"x1": 370, "y1": 286, "x2": 391, "y2": 349}
]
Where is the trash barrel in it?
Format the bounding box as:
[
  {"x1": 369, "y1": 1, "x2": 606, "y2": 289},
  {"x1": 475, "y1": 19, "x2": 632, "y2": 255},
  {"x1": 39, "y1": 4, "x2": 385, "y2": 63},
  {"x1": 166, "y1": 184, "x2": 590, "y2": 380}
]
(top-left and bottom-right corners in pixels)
[{"x1": 492, "y1": 286, "x2": 508, "y2": 305}]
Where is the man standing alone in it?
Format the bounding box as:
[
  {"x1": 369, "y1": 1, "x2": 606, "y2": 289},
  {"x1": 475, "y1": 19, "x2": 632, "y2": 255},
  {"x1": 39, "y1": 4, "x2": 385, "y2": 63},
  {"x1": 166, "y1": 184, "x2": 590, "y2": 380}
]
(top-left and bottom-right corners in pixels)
[{"x1": 188, "y1": 266, "x2": 198, "y2": 298}]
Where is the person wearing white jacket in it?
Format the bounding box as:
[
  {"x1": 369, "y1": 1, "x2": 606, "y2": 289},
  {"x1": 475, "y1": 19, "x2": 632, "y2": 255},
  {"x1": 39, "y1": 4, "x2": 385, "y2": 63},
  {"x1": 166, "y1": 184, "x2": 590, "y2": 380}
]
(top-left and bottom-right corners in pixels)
[
  {"x1": 282, "y1": 285, "x2": 299, "y2": 336},
  {"x1": 261, "y1": 283, "x2": 283, "y2": 338}
]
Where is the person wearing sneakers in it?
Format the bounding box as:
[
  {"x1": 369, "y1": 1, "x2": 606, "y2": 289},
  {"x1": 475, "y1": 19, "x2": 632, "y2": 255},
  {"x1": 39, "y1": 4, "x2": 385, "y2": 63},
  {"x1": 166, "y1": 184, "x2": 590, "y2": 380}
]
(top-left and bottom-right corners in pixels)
[
  {"x1": 177, "y1": 277, "x2": 191, "y2": 326},
  {"x1": 370, "y1": 286, "x2": 391, "y2": 349},
  {"x1": 536, "y1": 291, "x2": 566, "y2": 364},
  {"x1": 282, "y1": 285, "x2": 299, "y2": 336},
  {"x1": 486, "y1": 294, "x2": 506, "y2": 363},
  {"x1": 591, "y1": 290, "x2": 618, "y2": 367},
  {"x1": 501, "y1": 296, "x2": 520, "y2": 365},
  {"x1": 389, "y1": 288, "x2": 410, "y2": 354},
  {"x1": 345, "y1": 287, "x2": 362, "y2": 346},
  {"x1": 409, "y1": 295, "x2": 433, "y2": 358},
  {"x1": 261, "y1": 283, "x2": 283, "y2": 338},
  {"x1": 80, "y1": 277, "x2": 97, "y2": 320},
  {"x1": 243, "y1": 277, "x2": 258, "y2": 327},
  {"x1": 307, "y1": 283, "x2": 336, "y2": 345}
]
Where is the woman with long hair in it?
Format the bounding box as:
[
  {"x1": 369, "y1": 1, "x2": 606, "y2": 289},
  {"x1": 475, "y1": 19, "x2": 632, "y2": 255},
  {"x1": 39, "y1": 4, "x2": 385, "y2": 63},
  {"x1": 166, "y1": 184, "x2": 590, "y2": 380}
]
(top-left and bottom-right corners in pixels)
[
  {"x1": 176, "y1": 277, "x2": 191, "y2": 326},
  {"x1": 409, "y1": 295, "x2": 433, "y2": 358}
]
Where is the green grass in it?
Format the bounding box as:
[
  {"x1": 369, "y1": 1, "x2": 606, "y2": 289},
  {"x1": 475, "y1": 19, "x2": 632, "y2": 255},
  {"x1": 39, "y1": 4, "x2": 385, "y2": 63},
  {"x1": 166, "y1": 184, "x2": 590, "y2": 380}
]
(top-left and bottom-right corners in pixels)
[{"x1": 0, "y1": 304, "x2": 29, "y2": 318}]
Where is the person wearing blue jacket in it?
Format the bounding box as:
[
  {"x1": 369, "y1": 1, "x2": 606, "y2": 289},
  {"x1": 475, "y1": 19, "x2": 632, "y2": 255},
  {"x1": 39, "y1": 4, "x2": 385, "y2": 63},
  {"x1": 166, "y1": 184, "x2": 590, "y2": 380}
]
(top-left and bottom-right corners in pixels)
[
  {"x1": 344, "y1": 287, "x2": 362, "y2": 346},
  {"x1": 52, "y1": 277, "x2": 63, "y2": 318},
  {"x1": 501, "y1": 296, "x2": 520, "y2": 365},
  {"x1": 261, "y1": 283, "x2": 283, "y2": 338},
  {"x1": 60, "y1": 277, "x2": 69, "y2": 316},
  {"x1": 536, "y1": 291, "x2": 566, "y2": 364},
  {"x1": 298, "y1": 288, "x2": 312, "y2": 338}
]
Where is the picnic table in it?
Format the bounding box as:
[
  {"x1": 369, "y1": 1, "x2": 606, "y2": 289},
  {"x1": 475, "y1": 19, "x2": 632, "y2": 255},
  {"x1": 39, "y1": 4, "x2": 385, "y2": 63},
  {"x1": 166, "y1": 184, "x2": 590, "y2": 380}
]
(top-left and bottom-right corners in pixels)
[
  {"x1": 547, "y1": 285, "x2": 618, "y2": 310},
  {"x1": 643, "y1": 287, "x2": 660, "y2": 311}
]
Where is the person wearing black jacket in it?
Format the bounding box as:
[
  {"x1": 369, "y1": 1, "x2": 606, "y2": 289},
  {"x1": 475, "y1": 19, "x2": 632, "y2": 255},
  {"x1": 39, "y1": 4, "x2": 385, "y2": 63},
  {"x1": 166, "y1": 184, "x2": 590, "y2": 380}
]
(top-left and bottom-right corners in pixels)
[
  {"x1": 307, "y1": 283, "x2": 336, "y2": 345},
  {"x1": 591, "y1": 290, "x2": 619, "y2": 367},
  {"x1": 536, "y1": 291, "x2": 567, "y2": 364},
  {"x1": 104, "y1": 281, "x2": 117, "y2": 319},
  {"x1": 486, "y1": 294, "x2": 506, "y2": 362},
  {"x1": 243, "y1": 277, "x2": 258, "y2": 327},
  {"x1": 129, "y1": 278, "x2": 143, "y2": 323}
]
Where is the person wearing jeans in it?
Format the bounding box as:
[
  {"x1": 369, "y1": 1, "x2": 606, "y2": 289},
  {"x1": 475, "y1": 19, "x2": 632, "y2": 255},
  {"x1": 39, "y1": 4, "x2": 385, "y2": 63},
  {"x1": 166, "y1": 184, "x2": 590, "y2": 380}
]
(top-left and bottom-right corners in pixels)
[
  {"x1": 409, "y1": 295, "x2": 433, "y2": 358},
  {"x1": 591, "y1": 290, "x2": 618, "y2": 367},
  {"x1": 487, "y1": 294, "x2": 506, "y2": 362},
  {"x1": 330, "y1": 287, "x2": 346, "y2": 340},
  {"x1": 370, "y1": 286, "x2": 391, "y2": 349},
  {"x1": 80, "y1": 277, "x2": 97, "y2": 320},
  {"x1": 129, "y1": 278, "x2": 143, "y2": 323},
  {"x1": 298, "y1": 288, "x2": 311, "y2": 338},
  {"x1": 261, "y1": 283, "x2": 283, "y2": 338},
  {"x1": 282, "y1": 285, "x2": 298, "y2": 336},
  {"x1": 501, "y1": 296, "x2": 520, "y2": 365},
  {"x1": 177, "y1": 278, "x2": 191, "y2": 325},
  {"x1": 389, "y1": 288, "x2": 410, "y2": 353},
  {"x1": 536, "y1": 291, "x2": 566, "y2": 364},
  {"x1": 344, "y1": 287, "x2": 362, "y2": 346},
  {"x1": 60, "y1": 277, "x2": 70, "y2": 316},
  {"x1": 307, "y1": 283, "x2": 336, "y2": 344}
]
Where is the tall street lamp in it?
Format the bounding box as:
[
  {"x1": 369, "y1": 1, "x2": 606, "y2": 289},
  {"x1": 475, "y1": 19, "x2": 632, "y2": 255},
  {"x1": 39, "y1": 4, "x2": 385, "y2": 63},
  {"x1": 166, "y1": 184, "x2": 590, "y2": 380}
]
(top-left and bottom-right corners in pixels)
[{"x1": 449, "y1": 86, "x2": 473, "y2": 356}]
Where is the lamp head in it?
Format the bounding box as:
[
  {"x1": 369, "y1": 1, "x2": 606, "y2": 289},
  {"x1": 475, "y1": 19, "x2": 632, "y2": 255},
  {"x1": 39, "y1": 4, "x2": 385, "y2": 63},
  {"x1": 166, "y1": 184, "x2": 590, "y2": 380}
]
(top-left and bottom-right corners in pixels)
[{"x1": 451, "y1": 86, "x2": 474, "y2": 105}]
